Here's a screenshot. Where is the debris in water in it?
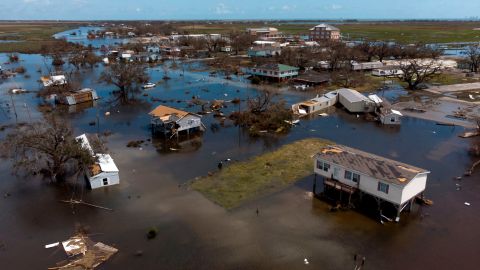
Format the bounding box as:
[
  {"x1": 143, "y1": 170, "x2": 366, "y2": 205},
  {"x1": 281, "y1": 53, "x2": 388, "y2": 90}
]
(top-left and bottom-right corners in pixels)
[
  {"x1": 45, "y1": 242, "x2": 60, "y2": 249},
  {"x1": 465, "y1": 202, "x2": 471, "y2": 206},
  {"x1": 318, "y1": 113, "x2": 328, "y2": 117},
  {"x1": 146, "y1": 228, "x2": 158, "y2": 239},
  {"x1": 49, "y1": 233, "x2": 118, "y2": 270},
  {"x1": 105, "y1": 111, "x2": 110, "y2": 116},
  {"x1": 304, "y1": 258, "x2": 309, "y2": 265}
]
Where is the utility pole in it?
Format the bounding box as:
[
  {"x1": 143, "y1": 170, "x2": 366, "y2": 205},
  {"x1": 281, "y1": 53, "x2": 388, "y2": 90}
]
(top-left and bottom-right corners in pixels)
[{"x1": 10, "y1": 94, "x2": 18, "y2": 124}]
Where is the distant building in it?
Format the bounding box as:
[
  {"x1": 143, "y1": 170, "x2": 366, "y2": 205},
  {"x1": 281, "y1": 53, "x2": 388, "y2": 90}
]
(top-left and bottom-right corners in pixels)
[
  {"x1": 76, "y1": 134, "x2": 120, "y2": 189},
  {"x1": 247, "y1": 47, "x2": 282, "y2": 57},
  {"x1": 149, "y1": 105, "x2": 205, "y2": 137},
  {"x1": 309, "y1": 24, "x2": 341, "y2": 41},
  {"x1": 248, "y1": 64, "x2": 299, "y2": 81},
  {"x1": 314, "y1": 144, "x2": 430, "y2": 222},
  {"x1": 246, "y1": 27, "x2": 280, "y2": 39}
]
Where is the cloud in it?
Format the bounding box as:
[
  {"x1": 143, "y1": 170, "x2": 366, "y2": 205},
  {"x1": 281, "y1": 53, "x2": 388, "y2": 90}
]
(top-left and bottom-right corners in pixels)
[
  {"x1": 215, "y1": 3, "x2": 231, "y2": 15},
  {"x1": 326, "y1": 4, "x2": 343, "y2": 10},
  {"x1": 281, "y1": 5, "x2": 296, "y2": 11},
  {"x1": 136, "y1": 7, "x2": 141, "y2": 12}
]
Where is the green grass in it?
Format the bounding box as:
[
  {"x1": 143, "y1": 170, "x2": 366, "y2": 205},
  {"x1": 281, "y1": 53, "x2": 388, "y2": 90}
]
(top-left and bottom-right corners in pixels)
[
  {"x1": 191, "y1": 138, "x2": 331, "y2": 209},
  {"x1": 340, "y1": 22, "x2": 480, "y2": 43},
  {"x1": 179, "y1": 21, "x2": 480, "y2": 43},
  {"x1": 0, "y1": 22, "x2": 80, "y2": 53}
]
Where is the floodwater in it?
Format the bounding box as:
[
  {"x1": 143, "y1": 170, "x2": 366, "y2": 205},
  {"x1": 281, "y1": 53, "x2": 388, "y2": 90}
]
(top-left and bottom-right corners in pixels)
[
  {"x1": 53, "y1": 26, "x2": 129, "y2": 48},
  {"x1": 1, "y1": 50, "x2": 480, "y2": 270}
]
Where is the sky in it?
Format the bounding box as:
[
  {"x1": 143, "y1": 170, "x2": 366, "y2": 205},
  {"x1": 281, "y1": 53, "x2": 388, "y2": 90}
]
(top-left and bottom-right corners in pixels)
[{"x1": 1, "y1": 0, "x2": 480, "y2": 20}]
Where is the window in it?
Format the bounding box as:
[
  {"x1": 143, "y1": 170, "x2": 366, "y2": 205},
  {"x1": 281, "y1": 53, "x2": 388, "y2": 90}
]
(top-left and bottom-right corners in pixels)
[
  {"x1": 103, "y1": 178, "x2": 109, "y2": 186},
  {"x1": 344, "y1": 170, "x2": 360, "y2": 182},
  {"x1": 316, "y1": 160, "x2": 330, "y2": 172},
  {"x1": 378, "y1": 182, "x2": 389, "y2": 194}
]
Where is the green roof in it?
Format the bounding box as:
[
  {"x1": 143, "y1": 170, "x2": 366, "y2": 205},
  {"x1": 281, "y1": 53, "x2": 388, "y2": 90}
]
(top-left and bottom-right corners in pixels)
[{"x1": 259, "y1": 63, "x2": 299, "y2": 71}]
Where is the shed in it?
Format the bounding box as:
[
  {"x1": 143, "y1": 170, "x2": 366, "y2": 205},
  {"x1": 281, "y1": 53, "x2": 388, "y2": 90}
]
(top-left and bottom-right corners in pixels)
[
  {"x1": 337, "y1": 88, "x2": 375, "y2": 113},
  {"x1": 76, "y1": 134, "x2": 120, "y2": 189},
  {"x1": 149, "y1": 105, "x2": 205, "y2": 136},
  {"x1": 314, "y1": 144, "x2": 430, "y2": 221},
  {"x1": 379, "y1": 108, "x2": 403, "y2": 125}
]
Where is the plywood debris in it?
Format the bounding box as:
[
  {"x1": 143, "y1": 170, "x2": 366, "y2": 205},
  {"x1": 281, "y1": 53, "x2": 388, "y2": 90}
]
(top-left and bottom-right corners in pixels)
[{"x1": 49, "y1": 234, "x2": 118, "y2": 270}]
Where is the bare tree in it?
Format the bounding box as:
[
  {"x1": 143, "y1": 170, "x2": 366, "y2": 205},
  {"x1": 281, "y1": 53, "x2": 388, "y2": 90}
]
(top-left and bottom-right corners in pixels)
[
  {"x1": 463, "y1": 45, "x2": 480, "y2": 73},
  {"x1": 1, "y1": 116, "x2": 95, "y2": 182},
  {"x1": 229, "y1": 31, "x2": 256, "y2": 55},
  {"x1": 398, "y1": 59, "x2": 442, "y2": 90},
  {"x1": 99, "y1": 62, "x2": 149, "y2": 103}
]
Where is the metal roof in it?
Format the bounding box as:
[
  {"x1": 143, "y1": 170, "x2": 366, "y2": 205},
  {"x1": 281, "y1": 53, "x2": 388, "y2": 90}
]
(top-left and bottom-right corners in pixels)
[
  {"x1": 338, "y1": 88, "x2": 370, "y2": 103},
  {"x1": 310, "y1": 24, "x2": 340, "y2": 31},
  {"x1": 317, "y1": 145, "x2": 429, "y2": 185},
  {"x1": 257, "y1": 63, "x2": 299, "y2": 72}
]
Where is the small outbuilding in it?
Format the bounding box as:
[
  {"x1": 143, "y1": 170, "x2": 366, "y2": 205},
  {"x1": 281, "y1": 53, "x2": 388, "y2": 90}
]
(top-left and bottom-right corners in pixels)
[
  {"x1": 150, "y1": 105, "x2": 205, "y2": 137},
  {"x1": 76, "y1": 134, "x2": 120, "y2": 189},
  {"x1": 41, "y1": 75, "x2": 67, "y2": 87},
  {"x1": 379, "y1": 108, "x2": 403, "y2": 125}
]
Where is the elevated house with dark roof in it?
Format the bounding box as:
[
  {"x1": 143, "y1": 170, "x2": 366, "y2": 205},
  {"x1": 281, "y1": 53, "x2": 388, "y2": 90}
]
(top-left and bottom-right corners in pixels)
[
  {"x1": 248, "y1": 64, "x2": 299, "y2": 81},
  {"x1": 314, "y1": 145, "x2": 430, "y2": 222}
]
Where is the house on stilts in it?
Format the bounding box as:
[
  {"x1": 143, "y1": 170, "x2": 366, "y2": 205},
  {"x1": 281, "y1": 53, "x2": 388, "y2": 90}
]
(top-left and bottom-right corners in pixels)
[
  {"x1": 313, "y1": 144, "x2": 430, "y2": 222},
  {"x1": 149, "y1": 105, "x2": 205, "y2": 137}
]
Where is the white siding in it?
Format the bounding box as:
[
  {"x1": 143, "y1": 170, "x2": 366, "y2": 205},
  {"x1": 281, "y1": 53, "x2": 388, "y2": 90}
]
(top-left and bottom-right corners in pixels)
[
  {"x1": 315, "y1": 157, "x2": 406, "y2": 205},
  {"x1": 400, "y1": 173, "x2": 427, "y2": 204},
  {"x1": 89, "y1": 172, "x2": 120, "y2": 189},
  {"x1": 177, "y1": 115, "x2": 202, "y2": 131}
]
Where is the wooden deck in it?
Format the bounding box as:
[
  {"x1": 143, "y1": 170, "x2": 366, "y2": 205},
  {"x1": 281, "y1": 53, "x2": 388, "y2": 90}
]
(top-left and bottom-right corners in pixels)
[{"x1": 324, "y1": 178, "x2": 357, "y2": 194}]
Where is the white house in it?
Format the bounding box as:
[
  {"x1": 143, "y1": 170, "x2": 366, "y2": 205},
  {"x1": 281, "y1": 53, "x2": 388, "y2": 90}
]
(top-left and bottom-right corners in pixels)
[
  {"x1": 248, "y1": 64, "x2": 299, "y2": 81},
  {"x1": 150, "y1": 105, "x2": 205, "y2": 136},
  {"x1": 314, "y1": 145, "x2": 429, "y2": 221},
  {"x1": 351, "y1": 61, "x2": 384, "y2": 71},
  {"x1": 372, "y1": 67, "x2": 404, "y2": 77},
  {"x1": 76, "y1": 134, "x2": 120, "y2": 189}
]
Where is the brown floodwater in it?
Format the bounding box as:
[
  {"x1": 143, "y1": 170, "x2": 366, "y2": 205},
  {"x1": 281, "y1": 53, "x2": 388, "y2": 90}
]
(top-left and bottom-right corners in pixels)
[{"x1": 0, "y1": 52, "x2": 480, "y2": 270}]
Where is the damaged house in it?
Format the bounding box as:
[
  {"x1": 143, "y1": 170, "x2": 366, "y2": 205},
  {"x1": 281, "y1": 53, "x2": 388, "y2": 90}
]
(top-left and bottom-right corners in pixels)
[
  {"x1": 76, "y1": 134, "x2": 120, "y2": 189},
  {"x1": 150, "y1": 105, "x2": 205, "y2": 137},
  {"x1": 56, "y1": 88, "x2": 99, "y2": 106},
  {"x1": 314, "y1": 144, "x2": 430, "y2": 222}
]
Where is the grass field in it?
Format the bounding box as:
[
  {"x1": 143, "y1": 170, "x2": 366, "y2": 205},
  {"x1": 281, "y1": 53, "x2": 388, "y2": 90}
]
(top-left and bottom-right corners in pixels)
[
  {"x1": 179, "y1": 21, "x2": 480, "y2": 44},
  {"x1": 0, "y1": 22, "x2": 80, "y2": 53},
  {"x1": 191, "y1": 138, "x2": 331, "y2": 209}
]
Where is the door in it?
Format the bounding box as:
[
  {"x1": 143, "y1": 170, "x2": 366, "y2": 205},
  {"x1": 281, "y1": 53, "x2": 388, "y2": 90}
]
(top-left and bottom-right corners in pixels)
[{"x1": 333, "y1": 167, "x2": 340, "y2": 179}]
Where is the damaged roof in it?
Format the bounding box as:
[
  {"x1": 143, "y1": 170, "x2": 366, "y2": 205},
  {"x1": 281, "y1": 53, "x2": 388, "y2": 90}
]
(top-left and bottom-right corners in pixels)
[
  {"x1": 149, "y1": 105, "x2": 191, "y2": 119},
  {"x1": 317, "y1": 145, "x2": 429, "y2": 185}
]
